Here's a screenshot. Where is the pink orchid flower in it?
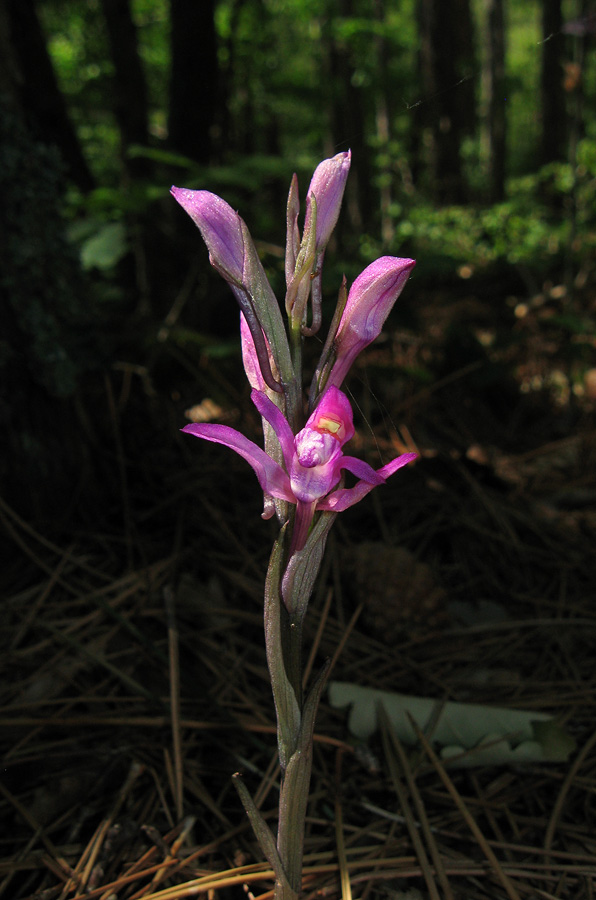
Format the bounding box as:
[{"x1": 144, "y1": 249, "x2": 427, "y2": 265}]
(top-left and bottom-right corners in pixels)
[
  {"x1": 182, "y1": 386, "x2": 417, "y2": 553},
  {"x1": 326, "y1": 255, "x2": 416, "y2": 390}
]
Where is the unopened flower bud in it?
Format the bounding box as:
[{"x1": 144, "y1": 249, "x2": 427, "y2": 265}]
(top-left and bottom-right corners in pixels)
[
  {"x1": 327, "y1": 256, "x2": 416, "y2": 389},
  {"x1": 304, "y1": 151, "x2": 351, "y2": 252},
  {"x1": 171, "y1": 188, "x2": 245, "y2": 286}
]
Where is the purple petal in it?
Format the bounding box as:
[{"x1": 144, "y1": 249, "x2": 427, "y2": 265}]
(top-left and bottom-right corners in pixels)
[
  {"x1": 304, "y1": 151, "x2": 351, "y2": 250},
  {"x1": 250, "y1": 390, "x2": 296, "y2": 472},
  {"x1": 290, "y1": 454, "x2": 342, "y2": 503},
  {"x1": 171, "y1": 188, "x2": 245, "y2": 286},
  {"x1": 181, "y1": 423, "x2": 295, "y2": 503},
  {"x1": 376, "y1": 452, "x2": 419, "y2": 479},
  {"x1": 339, "y1": 455, "x2": 385, "y2": 485},
  {"x1": 317, "y1": 452, "x2": 418, "y2": 512},
  {"x1": 327, "y1": 256, "x2": 416, "y2": 389},
  {"x1": 342, "y1": 256, "x2": 416, "y2": 341}
]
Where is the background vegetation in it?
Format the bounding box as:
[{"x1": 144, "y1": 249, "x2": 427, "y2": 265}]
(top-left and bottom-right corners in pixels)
[{"x1": 1, "y1": 0, "x2": 594, "y2": 520}]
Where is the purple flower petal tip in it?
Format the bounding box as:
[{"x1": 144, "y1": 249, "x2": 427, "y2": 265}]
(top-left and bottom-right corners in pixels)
[{"x1": 171, "y1": 186, "x2": 245, "y2": 285}]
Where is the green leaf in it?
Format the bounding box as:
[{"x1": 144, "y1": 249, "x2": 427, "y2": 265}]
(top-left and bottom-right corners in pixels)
[
  {"x1": 232, "y1": 774, "x2": 294, "y2": 896},
  {"x1": 281, "y1": 511, "x2": 336, "y2": 621},
  {"x1": 80, "y1": 222, "x2": 127, "y2": 270},
  {"x1": 328, "y1": 681, "x2": 575, "y2": 768}
]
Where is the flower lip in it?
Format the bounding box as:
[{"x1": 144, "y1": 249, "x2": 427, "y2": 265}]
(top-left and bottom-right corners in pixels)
[
  {"x1": 182, "y1": 386, "x2": 417, "y2": 554},
  {"x1": 295, "y1": 429, "x2": 341, "y2": 469}
]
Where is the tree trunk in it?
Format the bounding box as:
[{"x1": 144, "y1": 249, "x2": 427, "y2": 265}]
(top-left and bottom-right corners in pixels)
[
  {"x1": 373, "y1": 0, "x2": 394, "y2": 245},
  {"x1": 540, "y1": 0, "x2": 566, "y2": 164},
  {"x1": 5, "y1": 0, "x2": 94, "y2": 191},
  {"x1": 416, "y1": 0, "x2": 476, "y2": 203},
  {"x1": 100, "y1": 0, "x2": 151, "y2": 177},
  {"x1": 168, "y1": 0, "x2": 218, "y2": 164},
  {"x1": 483, "y1": 0, "x2": 507, "y2": 202},
  {"x1": 322, "y1": 0, "x2": 375, "y2": 234}
]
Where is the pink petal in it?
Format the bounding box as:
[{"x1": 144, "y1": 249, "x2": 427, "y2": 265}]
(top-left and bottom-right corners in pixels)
[
  {"x1": 317, "y1": 452, "x2": 418, "y2": 512},
  {"x1": 171, "y1": 188, "x2": 245, "y2": 286},
  {"x1": 305, "y1": 385, "x2": 355, "y2": 446},
  {"x1": 376, "y1": 452, "x2": 419, "y2": 478},
  {"x1": 339, "y1": 455, "x2": 385, "y2": 485},
  {"x1": 327, "y1": 257, "x2": 416, "y2": 389},
  {"x1": 290, "y1": 454, "x2": 342, "y2": 503},
  {"x1": 250, "y1": 390, "x2": 296, "y2": 471},
  {"x1": 304, "y1": 150, "x2": 351, "y2": 250},
  {"x1": 181, "y1": 423, "x2": 295, "y2": 503}
]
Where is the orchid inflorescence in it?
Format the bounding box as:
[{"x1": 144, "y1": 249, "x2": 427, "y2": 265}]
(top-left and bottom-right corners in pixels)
[
  {"x1": 172, "y1": 152, "x2": 416, "y2": 900},
  {"x1": 172, "y1": 152, "x2": 416, "y2": 558}
]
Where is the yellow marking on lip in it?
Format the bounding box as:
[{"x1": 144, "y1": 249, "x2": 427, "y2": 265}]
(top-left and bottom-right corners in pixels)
[{"x1": 317, "y1": 416, "x2": 341, "y2": 435}]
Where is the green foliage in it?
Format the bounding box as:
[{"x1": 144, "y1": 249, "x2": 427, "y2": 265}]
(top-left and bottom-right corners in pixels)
[
  {"x1": 384, "y1": 148, "x2": 596, "y2": 279},
  {"x1": 38, "y1": 0, "x2": 596, "y2": 220},
  {"x1": 79, "y1": 222, "x2": 129, "y2": 270}
]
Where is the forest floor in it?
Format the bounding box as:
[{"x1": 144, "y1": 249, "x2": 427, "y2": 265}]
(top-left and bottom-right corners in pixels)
[{"x1": 2, "y1": 272, "x2": 596, "y2": 900}]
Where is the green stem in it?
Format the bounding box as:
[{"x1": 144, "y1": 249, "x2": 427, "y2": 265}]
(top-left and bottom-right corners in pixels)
[{"x1": 275, "y1": 661, "x2": 331, "y2": 898}]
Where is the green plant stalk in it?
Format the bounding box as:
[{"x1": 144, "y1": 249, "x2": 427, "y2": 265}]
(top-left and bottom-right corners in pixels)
[{"x1": 263, "y1": 522, "x2": 330, "y2": 899}]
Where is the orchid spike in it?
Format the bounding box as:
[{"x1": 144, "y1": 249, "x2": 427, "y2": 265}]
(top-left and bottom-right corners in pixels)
[
  {"x1": 322, "y1": 255, "x2": 416, "y2": 391},
  {"x1": 182, "y1": 386, "x2": 417, "y2": 556}
]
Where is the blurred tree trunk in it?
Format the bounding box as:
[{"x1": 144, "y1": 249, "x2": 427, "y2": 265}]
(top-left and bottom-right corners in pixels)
[
  {"x1": 5, "y1": 0, "x2": 94, "y2": 191},
  {"x1": 322, "y1": 0, "x2": 375, "y2": 233},
  {"x1": 219, "y1": 0, "x2": 245, "y2": 155},
  {"x1": 541, "y1": 0, "x2": 566, "y2": 164},
  {"x1": 416, "y1": 0, "x2": 476, "y2": 203},
  {"x1": 168, "y1": 0, "x2": 218, "y2": 163},
  {"x1": 373, "y1": 0, "x2": 394, "y2": 245},
  {"x1": 483, "y1": 0, "x2": 507, "y2": 202},
  {"x1": 100, "y1": 0, "x2": 151, "y2": 177}
]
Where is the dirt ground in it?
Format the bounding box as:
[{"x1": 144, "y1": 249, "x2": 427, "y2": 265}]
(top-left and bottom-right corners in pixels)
[{"x1": 2, "y1": 276, "x2": 596, "y2": 899}]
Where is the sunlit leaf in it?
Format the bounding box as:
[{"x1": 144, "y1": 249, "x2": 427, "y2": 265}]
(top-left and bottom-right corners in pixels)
[
  {"x1": 328, "y1": 681, "x2": 575, "y2": 768},
  {"x1": 80, "y1": 222, "x2": 127, "y2": 270}
]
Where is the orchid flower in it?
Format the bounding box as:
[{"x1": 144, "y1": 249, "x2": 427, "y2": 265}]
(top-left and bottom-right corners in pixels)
[
  {"x1": 182, "y1": 386, "x2": 417, "y2": 555},
  {"x1": 171, "y1": 186, "x2": 294, "y2": 398},
  {"x1": 317, "y1": 256, "x2": 416, "y2": 393}
]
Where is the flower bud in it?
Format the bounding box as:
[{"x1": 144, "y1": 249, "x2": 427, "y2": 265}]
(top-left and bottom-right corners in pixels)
[
  {"x1": 172, "y1": 185, "x2": 295, "y2": 394},
  {"x1": 303, "y1": 150, "x2": 351, "y2": 253},
  {"x1": 326, "y1": 256, "x2": 415, "y2": 389},
  {"x1": 170, "y1": 188, "x2": 245, "y2": 286}
]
